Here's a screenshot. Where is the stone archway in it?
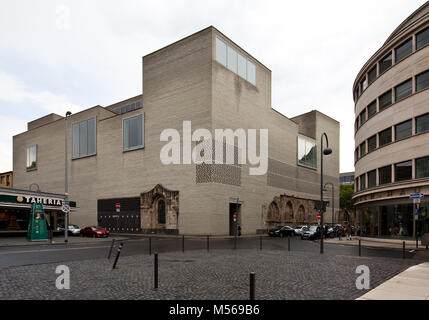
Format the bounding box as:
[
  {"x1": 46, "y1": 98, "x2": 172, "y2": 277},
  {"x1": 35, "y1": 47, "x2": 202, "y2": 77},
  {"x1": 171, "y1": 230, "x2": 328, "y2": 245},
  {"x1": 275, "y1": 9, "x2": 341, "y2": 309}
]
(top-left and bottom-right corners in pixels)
[
  {"x1": 285, "y1": 201, "x2": 293, "y2": 222},
  {"x1": 297, "y1": 205, "x2": 305, "y2": 224},
  {"x1": 141, "y1": 184, "x2": 179, "y2": 234},
  {"x1": 267, "y1": 201, "x2": 280, "y2": 228}
]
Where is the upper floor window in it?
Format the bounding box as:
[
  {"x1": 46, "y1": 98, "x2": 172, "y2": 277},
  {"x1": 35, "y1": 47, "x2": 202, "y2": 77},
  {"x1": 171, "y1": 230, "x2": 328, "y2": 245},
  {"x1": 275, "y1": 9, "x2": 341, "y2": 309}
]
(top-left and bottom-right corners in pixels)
[
  {"x1": 360, "y1": 77, "x2": 367, "y2": 92},
  {"x1": 297, "y1": 137, "x2": 317, "y2": 169},
  {"x1": 359, "y1": 141, "x2": 366, "y2": 158},
  {"x1": 395, "y1": 160, "x2": 412, "y2": 182},
  {"x1": 0, "y1": 176, "x2": 4, "y2": 184},
  {"x1": 416, "y1": 26, "x2": 429, "y2": 50},
  {"x1": 395, "y1": 79, "x2": 412, "y2": 102},
  {"x1": 367, "y1": 100, "x2": 377, "y2": 119},
  {"x1": 359, "y1": 109, "x2": 367, "y2": 126},
  {"x1": 379, "y1": 165, "x2": 392, "y2": 185},
  {"x1": 379, "y1": 127, "x2": 392, "y2": 147},
  {"x1": 355, "y1": 148, "x2": 359, "y2": 162},
  {"x1": 123, "y1": 114, "x2": 144, "y2": 151},
  {"x1": 395, "y1": 119, "x2": 412, "y2": 141},
  {"x1": 26, "y1": 145, "x2": 37, "y2": 170},
  {"x1": 395, "y1": 38, "x2": 412, "y2": 63},
  {"x1": 379, "y1": 90, "x2": 392, "y2": 111},
  {"x1": 360, "y1": 174, "x2": 366, "y2": 191},
  {"x1": 72, "y1": 118, "x2": 96, "y2": 159},
  {"x1": 416, "y1": 112, "x2": 429, "y2": 134},
  {"x1": 113, "y1": 100, "x2": 142, "y2": 115},
  {"x1": 367, "y1": 135, "x2": 377, "y2": 153},
  {"x1": 368, "y1": 66, "x2": 377, "y2": 85},
  {"x1": 416, "y1": 156, "x2": 429, "y2": 179},
  {"x1": 416, "y1": 70, "x2": 429, "y2": 92},
  {"x1": 379, "y1": 52, "x2": 392, "y2": 74},
  {"x1": 215, "y1": 37, "x2": 256, "y2": 85},
  {"x1": 367, "y1": 170, "x2": 376, "y2": 189}
]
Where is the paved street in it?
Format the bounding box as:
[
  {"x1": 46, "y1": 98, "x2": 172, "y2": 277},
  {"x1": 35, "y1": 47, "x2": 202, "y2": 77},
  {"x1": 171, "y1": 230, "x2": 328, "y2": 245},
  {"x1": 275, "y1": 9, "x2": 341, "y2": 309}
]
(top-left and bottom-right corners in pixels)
[{"x1": 0, "y1": 236, "x2": 426, "y2": 300}]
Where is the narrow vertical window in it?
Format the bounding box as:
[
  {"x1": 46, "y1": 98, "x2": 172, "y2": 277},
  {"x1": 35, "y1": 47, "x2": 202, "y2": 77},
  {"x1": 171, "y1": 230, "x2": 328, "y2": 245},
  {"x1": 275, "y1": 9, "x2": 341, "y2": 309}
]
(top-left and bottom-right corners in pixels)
[
  {"x1": 123, "y1": 114, "x2": 144, "y2": 151},
  {"x1": 72, "y1": 117, "x2": 96, "y2": 159},
  {"x1": 26, "y1": 145, "x2": 37, "y2": 170}
]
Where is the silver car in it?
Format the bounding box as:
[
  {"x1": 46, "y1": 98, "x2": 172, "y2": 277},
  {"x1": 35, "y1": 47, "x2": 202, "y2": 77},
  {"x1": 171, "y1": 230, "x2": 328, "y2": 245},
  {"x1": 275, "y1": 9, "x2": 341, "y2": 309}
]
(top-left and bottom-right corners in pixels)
[{"x1": 294, "y1": 226, "x2": 308, "y2": 236}]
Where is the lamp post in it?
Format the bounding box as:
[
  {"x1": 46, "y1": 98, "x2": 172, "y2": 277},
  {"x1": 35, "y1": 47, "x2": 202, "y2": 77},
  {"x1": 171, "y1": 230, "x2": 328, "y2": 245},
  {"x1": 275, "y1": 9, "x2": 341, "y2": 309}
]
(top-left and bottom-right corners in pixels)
[
  {"x1": 320, "y1": 133, "x2": 332, "y2": 254},
  {"x1": 323, "y1": 182, "x2": 335, "y2": 226},
  {"x1": 64, "y1": 111, "x2": 72, "y2": 243}
]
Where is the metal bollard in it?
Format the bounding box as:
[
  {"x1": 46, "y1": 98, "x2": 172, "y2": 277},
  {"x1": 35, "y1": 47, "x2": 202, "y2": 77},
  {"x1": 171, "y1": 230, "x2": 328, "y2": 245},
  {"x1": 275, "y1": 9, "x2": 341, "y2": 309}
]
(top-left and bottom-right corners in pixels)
[
  {"x1": 107, "y1": 239, "x2": 116, "y2": 259},
  {"x1": 249, "y1": 273, "x2": 255, "y2": 300},
  {"x1": 182, "y1": 235, "x2": 185, "y2": 253},
  {"x1": 207, "y1": 235, "x2": 210, "y2": 252},
  {"x1": 358, "y1": 240, "x2": 361, "y2": 257},
  {"x1": 416, "y1": 236, "x2": 419, "y2": 249},
  {"x1": 112, "y1": 242, "x2": 124, "y2": 269},
  {"x1": 149, "y1": 237, "x2": 152, "y2": 256},
  {"x1": 260, "y1": 236, "x2": 262, "y2": 251},
  {"x1": 403, "y1": 241, "x2": 406, "y2": 259},
  {"x1": 154, "y1": 252, "x2": 158, "y2": 289},
  {"x1": 288, "y1": 236, "x2": 291, "y2": 252}
]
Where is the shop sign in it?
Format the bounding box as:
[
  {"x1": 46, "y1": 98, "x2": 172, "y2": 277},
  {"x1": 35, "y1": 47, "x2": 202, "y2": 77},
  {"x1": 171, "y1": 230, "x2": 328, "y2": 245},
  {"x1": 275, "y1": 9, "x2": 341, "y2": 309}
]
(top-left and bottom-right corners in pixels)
[{"x1": 0, "y1": 194, "x2": 76, "y2": 207}]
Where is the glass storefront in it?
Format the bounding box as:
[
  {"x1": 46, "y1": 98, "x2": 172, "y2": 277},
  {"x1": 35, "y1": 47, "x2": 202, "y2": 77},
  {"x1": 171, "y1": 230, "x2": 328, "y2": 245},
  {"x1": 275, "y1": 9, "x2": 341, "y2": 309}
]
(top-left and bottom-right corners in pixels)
[
  {"x1": 0, "y1": 208, "x2": 62, "y2": 232},
  {"x1": 358, "y1": 201, "x2": 429, "y2": 239}
]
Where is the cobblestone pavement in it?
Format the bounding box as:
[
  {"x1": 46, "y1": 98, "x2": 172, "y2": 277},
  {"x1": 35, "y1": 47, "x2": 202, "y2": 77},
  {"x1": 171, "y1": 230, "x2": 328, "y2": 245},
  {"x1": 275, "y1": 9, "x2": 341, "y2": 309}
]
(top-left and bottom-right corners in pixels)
[{"x1": 0, "y1": 248, "x2": 419, "y2": 300}]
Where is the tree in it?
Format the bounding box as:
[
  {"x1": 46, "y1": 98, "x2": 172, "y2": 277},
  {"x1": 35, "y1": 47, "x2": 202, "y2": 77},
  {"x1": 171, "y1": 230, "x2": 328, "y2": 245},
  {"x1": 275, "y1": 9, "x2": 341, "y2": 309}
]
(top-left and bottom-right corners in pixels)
[{"x1": 340, "y1": 184, "x2": 354, "y2": 210}]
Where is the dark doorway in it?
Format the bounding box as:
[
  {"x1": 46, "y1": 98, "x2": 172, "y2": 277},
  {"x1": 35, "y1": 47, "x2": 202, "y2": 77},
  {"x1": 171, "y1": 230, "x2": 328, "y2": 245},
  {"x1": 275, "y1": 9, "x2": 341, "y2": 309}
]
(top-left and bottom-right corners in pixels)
[{"x1": 229, "y1": 203, "x2": 241, "y2": 236}]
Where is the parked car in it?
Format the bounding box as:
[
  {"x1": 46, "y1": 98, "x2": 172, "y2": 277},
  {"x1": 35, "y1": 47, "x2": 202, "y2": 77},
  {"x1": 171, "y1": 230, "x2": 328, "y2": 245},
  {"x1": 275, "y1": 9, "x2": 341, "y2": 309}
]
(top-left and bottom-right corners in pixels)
[
  {"x1": 279, "y1": 226, "x2": 295, "y2": 237},
  {"x1": 294, "y1": 226, "x2": 308, "y2": 236},
  {"x1": 268, "y1": 226, "x2": 284, "y2": 237},
  {"x1": 57, "y1": 224, "x2": 81, "y2": 236},
  {"x1": 80, "y1": 226, "x2": 110, "y2": 238},
  {"x1": 301, "y1": 226, "x2": 322, "y2": 240}
]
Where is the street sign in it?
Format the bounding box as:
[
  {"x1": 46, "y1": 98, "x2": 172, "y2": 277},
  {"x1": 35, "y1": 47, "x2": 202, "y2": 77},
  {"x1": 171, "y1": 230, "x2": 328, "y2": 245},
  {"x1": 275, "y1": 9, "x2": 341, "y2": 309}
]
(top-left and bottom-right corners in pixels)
[
  {"x1": 116, "y1": 203, "x2": 120, "y2": 213},
  {"x1": 410, "y1": 194, "x2": 424, "y2": 199},
  {"x1": 233, "y1": 212, "x2": 237, "y2": 222},
  {"x1": 317, "y1": 213, "x2": 321, "y2": 220},
  {"x1": 62, "y1": 204, "x2": 70, "y2": 214}
]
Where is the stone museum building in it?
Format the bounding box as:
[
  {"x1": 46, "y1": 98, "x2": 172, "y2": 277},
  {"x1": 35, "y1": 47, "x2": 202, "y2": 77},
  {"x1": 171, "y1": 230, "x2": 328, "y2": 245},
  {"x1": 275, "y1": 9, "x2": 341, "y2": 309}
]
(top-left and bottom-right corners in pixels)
[
  {"x1": 353, "y1": 3, "x2": 429, "y2": 239},
  {"x1": 11, "y1": 27, "x2": 339, "y2": 235}
]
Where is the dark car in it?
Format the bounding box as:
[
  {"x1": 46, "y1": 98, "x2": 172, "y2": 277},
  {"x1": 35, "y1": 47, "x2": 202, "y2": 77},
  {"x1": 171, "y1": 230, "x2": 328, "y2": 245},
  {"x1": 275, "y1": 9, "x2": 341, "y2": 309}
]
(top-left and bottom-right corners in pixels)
[
  {"x1": 268, "y1": 226, "x2": 295, "y2": 237},
  {"x1": 268, "y1": 226, "x2": 284, "y2": 237},
  {"x1": 302, "y1": 226, "x2": 322, "y2": 240},
  {"x1": 80, "y1": 226, "x2": 110, "y2": 238}
]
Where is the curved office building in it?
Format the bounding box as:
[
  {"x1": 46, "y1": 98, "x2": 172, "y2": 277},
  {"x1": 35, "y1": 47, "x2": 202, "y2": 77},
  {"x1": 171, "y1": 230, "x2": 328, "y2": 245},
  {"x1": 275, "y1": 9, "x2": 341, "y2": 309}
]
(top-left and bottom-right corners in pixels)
[{"x1": 353, "y1": 3, "x2": 429, "y2": 239}]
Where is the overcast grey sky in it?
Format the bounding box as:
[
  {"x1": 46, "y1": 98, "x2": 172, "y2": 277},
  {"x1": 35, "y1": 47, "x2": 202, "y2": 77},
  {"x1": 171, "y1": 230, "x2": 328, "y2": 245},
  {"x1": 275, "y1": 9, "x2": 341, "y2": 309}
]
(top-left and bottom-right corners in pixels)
[{"x1": 0, "y1": 0, "x2": 427, "y2": 174}]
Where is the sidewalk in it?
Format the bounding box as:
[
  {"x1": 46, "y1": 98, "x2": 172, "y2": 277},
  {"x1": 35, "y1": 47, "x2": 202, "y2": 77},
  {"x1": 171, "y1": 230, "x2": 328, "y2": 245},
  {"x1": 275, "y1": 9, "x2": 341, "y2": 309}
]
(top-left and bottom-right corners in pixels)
[
  {"x1": 325, "y1": 236, "x2": 428, "y2": 250},
  {"x1": 357, "y1": 263, "x2": 429, "y2": 300},
  {"x1": 0, "y1": 236, "x2": 129, "y2": 248}
]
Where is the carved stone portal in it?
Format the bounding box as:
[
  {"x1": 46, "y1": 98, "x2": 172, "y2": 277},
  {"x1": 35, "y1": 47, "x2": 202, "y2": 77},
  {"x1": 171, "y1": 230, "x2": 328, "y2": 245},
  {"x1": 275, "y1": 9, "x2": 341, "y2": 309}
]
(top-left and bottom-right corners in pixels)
[{"x1": 141, "y1": 184, "x2": 179, "y2": 234}]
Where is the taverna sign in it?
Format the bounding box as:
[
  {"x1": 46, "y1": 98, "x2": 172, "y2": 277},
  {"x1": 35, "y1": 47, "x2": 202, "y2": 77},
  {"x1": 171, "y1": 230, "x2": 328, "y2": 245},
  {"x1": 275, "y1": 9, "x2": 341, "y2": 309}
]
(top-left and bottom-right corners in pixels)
[{"x1": 17, "y1": 196, "x2": 64, "y2": 206}]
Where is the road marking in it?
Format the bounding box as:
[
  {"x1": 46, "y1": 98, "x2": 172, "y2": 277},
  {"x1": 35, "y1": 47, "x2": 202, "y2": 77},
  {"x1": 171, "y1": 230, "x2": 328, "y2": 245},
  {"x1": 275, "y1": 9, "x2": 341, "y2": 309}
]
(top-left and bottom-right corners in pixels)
[{"x1": 0, "y1": 245, "x2": 111, "y2": 255}]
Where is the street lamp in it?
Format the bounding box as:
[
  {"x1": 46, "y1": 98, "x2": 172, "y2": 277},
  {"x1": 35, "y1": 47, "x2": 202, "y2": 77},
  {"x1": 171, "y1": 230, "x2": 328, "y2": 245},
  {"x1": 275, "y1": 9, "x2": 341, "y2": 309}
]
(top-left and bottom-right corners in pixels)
[
  {"x1": 323, "y1": 182, "x2": 334, "y2": 227},
  {"x1": 320, "y1": 133, "x2": 332, "y2": 254},
  {"x1": 64, "y1": 111, "x2": 72, "y2": 243}
]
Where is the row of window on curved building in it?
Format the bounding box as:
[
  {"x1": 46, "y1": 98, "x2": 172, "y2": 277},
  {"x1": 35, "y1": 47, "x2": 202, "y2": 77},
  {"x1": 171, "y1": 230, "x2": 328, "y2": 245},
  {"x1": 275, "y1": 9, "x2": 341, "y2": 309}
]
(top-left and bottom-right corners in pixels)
[
  {"x1": 355, "y1": 112, "x2": 429, "y2": 162},
  {"x1": 355, "y1": 69, "x2": 429, "y2": 133},
  {"x1": 354, "y1": 25, "x2": 429, "y2": 101},
  {"x1": 355, "y1": 155, "x2": 429, "y2": 193}
]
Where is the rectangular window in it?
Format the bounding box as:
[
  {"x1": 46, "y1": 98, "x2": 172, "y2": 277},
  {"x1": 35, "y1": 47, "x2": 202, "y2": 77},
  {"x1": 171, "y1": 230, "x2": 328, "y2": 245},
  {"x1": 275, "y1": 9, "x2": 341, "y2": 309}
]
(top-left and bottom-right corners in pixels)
[
  {"x1": 72, "y1": 118, "x2": 96, "y2": 159},
  {"x1": 395, "y1": 79, "x2": 412, "y2": 102},
  {"x1": 360, "y1": 142, "x2": 366, "y2": 158},
  {"x1": 379, "y1": 165, "x2": 392, "y2": 185},
  {"x1": 26, "y1": 145, "x2": 37, "y2": 170},
  {"x1": 367, "y1": 100, "x2": 377, "y2": 119},
  {"x1": 0, "y1": 176, "x2": 4, "y2": 184},
  {"x1": 297, "y1": 137, "x2": 317, "y2": 169},
  {"x1": 395, "y1": 160, "x2": 412, "y2": 182},
  {"x1": 216, "y1": 37, "x2": 227, "y2": 66},
  {"x1": 368, "y1": 66, "x2": 377, "y2": 85},
  {"x1": 247, "y1": 60, "x2": 256, "y2": 85},
  {"x1": 123, "y1": 114, "x2": 144, "y2": 151},
  {"x1": 367, "y1": 170, "x2": 376, "y2": 188},
  {"x1": 416, "y1": 112, "x2": 429, "y2": 134},
  {"x1": 237, "y1": 53, "x2": 247, "y2": 79},
  {"x1": 416, "y1": 70, "x2": 429, "y2": 92},
  {"x1": 395, "y1": 38, "x2": 412, "y2": 63},
  {"x1": 355, "y1": 148, "x2": 359, "y2": 162},
  {"x1": 416, "y1": 156, "x2": 429, "y2": 179},
  {"x1": 379, "y1": 90, "x2": 392, "y2": 111},
  {"x1": 379, "y1": 127, "x2": 392, "y2": 147},
  {"x1": 395, "y1": 119, "x2": 412, "y2": 141},
  {"x1": 416, "y1": 26, "x2": 429, "y2": 50},
  {"x1": 379, "y1": 52, "x2": 393, "y2": 74},
  {"x1": 227, "y1": 46, "x2": 237, "y2": 73},
  {"x1": 360, "y1": 77, "x2": 367, "y2": 92},
  {"x1": 359, "y1": 109, "x2": 367, "y2": 126},
  {"x1": 367, "y1": 135, "x2": 377, "y2": 153},
  {"x1": 360, "y1": 174, "x2": 366, "y2": 191}
]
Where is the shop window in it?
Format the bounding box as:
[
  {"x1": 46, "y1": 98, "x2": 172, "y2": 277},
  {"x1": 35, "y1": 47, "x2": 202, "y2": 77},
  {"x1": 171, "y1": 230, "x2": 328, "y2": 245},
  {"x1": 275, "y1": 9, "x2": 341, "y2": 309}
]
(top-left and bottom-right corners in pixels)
[
  {"x1": 367, "y1": 170, "x2": 376, "y2": 188},
  {"x1": 379, "y1": 90, "x2": 392, "y2": 111},
  {"x1": 395, "y1": 38, "x2": 412, "y2": 63},
  {"x1": 379, "y1": 165, "x2": 392, "y2": 185},
  {"x1": 123, "y1": 114, "x2": 144, "y2": 151},
  {"x1": 395, "y1": 79, "x2": 412, "y2": 102},
  {"x1": 379, "y1": 52, "x2": 392, "y2": 74},
  {"x1": 416, "y1": 112, "x2": 429, "y2": 134},
  {"x1": 416, "y1": 156, "x2": 429, "y2": 179},
  {"x1": 72, "y1": 118, "x2": 96, "y2": 159},
  {"x1": 395, "y1": 160, "x2": 412, "y2": 182},
  {"x1": 416, "y1": 70, "x2": 429, "y2": 92},
  {"x1": 395, "y1": 119, "x2": 412, "y2": 141},
  {"x1": 297, "y1": 137, "x2": 317, "y2": 169},
  {"x1": 26, "y1": 145, "x2": 37, "y2": 170},
  {"x1": 367, "y1": 135, "x2": 377, "y2": 153},
  {"x1": 416, "y1": 26, "x2": 429, "y2": 50},
  {"x1": 378, "y1": 127, "x2": 392, "y2": 147}
]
